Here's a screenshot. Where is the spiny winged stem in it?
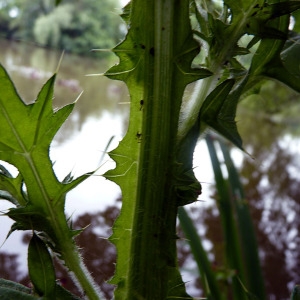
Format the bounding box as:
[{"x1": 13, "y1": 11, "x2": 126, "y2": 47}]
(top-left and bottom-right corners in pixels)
[{"x1": 105, "y1": 0, "x2": 207, "y2": 299}]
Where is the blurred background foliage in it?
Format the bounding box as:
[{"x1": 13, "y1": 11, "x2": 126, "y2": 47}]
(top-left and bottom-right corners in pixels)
[{"x1": 0, "y1": 0, "x2": 123, "y2": 57}]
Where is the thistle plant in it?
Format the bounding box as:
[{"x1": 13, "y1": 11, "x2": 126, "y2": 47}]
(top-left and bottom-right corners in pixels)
[{"x1": 1, "y1": 0, "x2": 300, "y2": 299}]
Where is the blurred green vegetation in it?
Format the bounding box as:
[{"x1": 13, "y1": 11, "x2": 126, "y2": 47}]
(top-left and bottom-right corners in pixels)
[{"x1": 0, "y1": 0, "x2": 123, "y2": 57}]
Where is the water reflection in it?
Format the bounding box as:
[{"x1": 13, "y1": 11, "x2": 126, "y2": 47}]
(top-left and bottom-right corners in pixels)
[{"x1": 237, "y1": 101, "x2": 300, "y2": 297}]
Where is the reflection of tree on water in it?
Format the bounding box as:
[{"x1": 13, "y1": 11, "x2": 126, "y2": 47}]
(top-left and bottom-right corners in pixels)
[
  {"x1": 239, "y1": 123, "x2": 300, "y2": 298},
  {"x1": 238, "y1": 82, "x2": 300, "y2": 298}
]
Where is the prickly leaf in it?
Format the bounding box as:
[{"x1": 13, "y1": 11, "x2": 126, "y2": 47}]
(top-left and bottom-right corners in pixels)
[
  {"x1": 200, "y1": 79, "x2": 244, "y2": 150},
  {"x1": 0, "y1": 64, "x2": 89, "y2": 246},
  {"x1": 0, "y1": 279, "x2": 37, "y2": 300}
]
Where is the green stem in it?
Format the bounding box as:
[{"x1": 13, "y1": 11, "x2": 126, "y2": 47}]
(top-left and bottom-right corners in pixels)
[
  {"x1": 22, "y1": 156, "x2": 101, "y2": 299},
  {"x1": 106, "y1": 0, "x2": 200, "y2": 298},
  {"x1": 126, "y1": 1, "x2": 184, "y2": 298},
  {"x1": 60, "y1": 237, "x2": 102, "y2": 300}
]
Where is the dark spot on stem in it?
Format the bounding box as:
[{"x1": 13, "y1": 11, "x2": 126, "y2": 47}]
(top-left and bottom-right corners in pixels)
[
  {"x1": 150, "y1": 47, "x2": 155, "y2": 56},
  {"x1": 136, "y1": 131, "x2": 142, "y2": 142},
  {"x1": 140, "y1": 44, "x2": 146, "y2": 49},
  {"x1": 140, "y1": 100, "x2": 144, "y2": 110}
]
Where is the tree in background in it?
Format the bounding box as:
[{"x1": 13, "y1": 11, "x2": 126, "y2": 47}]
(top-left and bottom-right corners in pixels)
[{"x1": 0, "y1": 0, "x2": 123, "y2": 56}]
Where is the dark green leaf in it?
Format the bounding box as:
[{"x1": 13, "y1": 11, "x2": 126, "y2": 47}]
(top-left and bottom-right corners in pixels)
[
  {"x1": 264, "y1": 57, "x2": 300, "y2": 92},
  {"x1": 282, "y1": 33, "x2": 300, "y2": 76},
  {"x1": 0, "y1": 172, "x2": 25, "y2": 206},
  {"x1": 291, "y1": 285, "x2": 300, "y2": 300},
  {"x1": 55, "y1": 284, "x2": 82, "y2": 300},
  {"x1": 251, "y1": 30, "x2": 300, "y2": 92},
  {"x1": 259, "y1": 1, "x2": 300, "y2": 20},
  {"x1": 0, "y1": 279, "x2": 37, "y2": 299},
  {"x1": 0, "y1": 63, "x2": 90, "y2": 250},
  {"x1": 247, "y1": 14, "x2": 290, "y2": 85},
  {"x1": 200, "y1": 79, "x2": 244, "y2": 150},
  {"x1": 192, "y1": 1, "x2": 210, "y2": 38},
  {"x1": 237, "y1": 277, "x2": 260, "y2": 300},
  {"x1": 246, "y1": 36, "x2": 261, "y2": 49},
  {"x1": 292, "y1": 9, "x2": 300, "y2": 31},
  {"x1": 232, "y1": 46, "x2": 250, "y2": 56},
  {"x1": 220, "y1": 140, "x2": 265, "y2": 299},
  {"x1": 28, "y1": 234, "x2": 56, "y2": 297},
  {"x1": 120, "y1": 1, "x2": 132, "y2": 25},
  {"x1": 246, "y1": 21, "x2": 287, "y2": 40},
  {"x1": 178, "y1": 207, "x2": 222, "y2": 299},
  {"x1": 55, "y1": 0, "x2": 62, "y2": 5},
  {"x1": 7, "y1": 206, "x2": 56, "y2": 236}
]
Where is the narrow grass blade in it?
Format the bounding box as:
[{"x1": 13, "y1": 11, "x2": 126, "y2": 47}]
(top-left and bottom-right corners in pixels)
[
  {"x1": 178, "y1": 206, "x2": 223, "y2": 300},
  {"x1": 219, "y1": 139, "x2": 266, "y2": 299}
]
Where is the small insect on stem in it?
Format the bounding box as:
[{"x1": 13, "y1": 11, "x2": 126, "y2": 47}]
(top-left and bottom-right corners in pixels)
[
  {"x1": 140, "y1": 100, "x2": 144, "y2": 111},
  {"x1": 136, "y1": 131, "x2": 142, "y2": 143},
  {"x1": 149, "y1": 47, "x2": 155, "y2": 56}
]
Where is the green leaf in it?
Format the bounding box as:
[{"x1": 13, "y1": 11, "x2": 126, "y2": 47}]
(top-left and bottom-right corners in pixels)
[
  {"x1": 219, "y1": 140, "x2": 265, "y2": 299},
  {"x1": 0, "y1": 164, "x2": 26, "y2": 206},
  {"x1": 55, "y1": 0, "x2": 63, "y2": 6},
  {"x1": 0, "y1": 64, "x2": 75, "y2": 207},
  {"x1": 0, "y1": 278, "x2": 80, "y2": 300},
  {"x1": 54, "y1": 284, "x2": 82, "y2": 300},
  {"x1": 291, "y1": 285, "x2": 300, "y2": 300},
  {"x1": 206, "y1": 135, "x2": 249, "y2": 300},
  {"x1": 282, "y1": 32, "x2": 300, "y2": 76},
  {"x1": 249, "y1": 15, "x2": 289, "y2": 75},
  {"x1": 6, "y1": 205, "x2": 56, "y2": 238},
  {"x1": 120, "y1": 1, "x2": 131, "y2": 25},
  {"x1": 256, "y1": 1, "x2": 300, "y2": 21},
  {"x1": 200, "y1": 79, "x2": 244, "y2": 150},
  {"x1": 0, "y1": 64, "x2": 87, "y2": 241},
  {"x1": 260, "y1": 32, "x2": 300, "y2": 92},
  {"x1": 292, "y1": 9, "x2": 300, "y2": 31},
  {"x1": 192, "y1": 1, "x2": 210, "y2": 38},
  {"x1": 178, "y1": 207, "x2": 222, "y2": 299},
  {"x1": 0, "y1": 279, "x2": 37, "y2": 300},
  {"x1": 247, "y1": 14, "x2": 300, "y2": 92},
  {"x1": 224, "y1": 0, "x2": 264, "y2": 22},
  {"x1": 28, "y1": 234, "x2": 56, "y2": 297},
  {"x1": 0, "y1": 64, "x2": 101, "y2": 299}
]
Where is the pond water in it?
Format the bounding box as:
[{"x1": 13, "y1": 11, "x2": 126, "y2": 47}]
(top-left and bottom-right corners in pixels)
[{"x1": 0, "y1": 40, "x2": 299, "y2": 299}]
